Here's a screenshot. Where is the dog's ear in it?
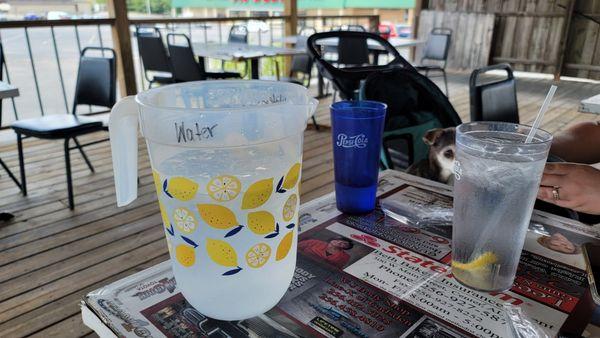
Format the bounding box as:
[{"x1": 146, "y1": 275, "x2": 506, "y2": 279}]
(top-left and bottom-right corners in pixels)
[{"x1": 423, "y1": 128, "x2": 444, "y2": 146}]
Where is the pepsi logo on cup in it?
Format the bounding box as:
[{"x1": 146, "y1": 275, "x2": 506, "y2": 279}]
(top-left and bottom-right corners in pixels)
[{"x1": 336, "y1": 133, "x2": 368, "y2": 149}]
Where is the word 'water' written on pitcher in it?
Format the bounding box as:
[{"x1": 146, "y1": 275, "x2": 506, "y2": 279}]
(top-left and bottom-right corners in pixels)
[
  {"x1": 336, "y1": 133, "x2": 368, "y2": 149},
  {"x1": 175, "y1": 122, "x2": 218, "y2": 144}
]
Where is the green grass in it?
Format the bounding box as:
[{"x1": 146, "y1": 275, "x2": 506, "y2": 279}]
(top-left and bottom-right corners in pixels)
[{"x1": 208, "y1": 56, "x2": 286, "y2": 79}]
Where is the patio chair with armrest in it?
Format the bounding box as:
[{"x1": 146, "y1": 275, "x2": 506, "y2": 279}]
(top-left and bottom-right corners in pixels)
[
  {"x1": 11, "y1": 47, "x2": 116, "y2": 209},
  {"x1": 136, "y1": 27, "x2": 174, "y2": 88},
  {"x1": 228, "y1": 24, "x2": 249, "y2": 44},
  {"x1": 166, "y1": 33, "x2": 241, "y2": 82},
  {"x1": 469, "y1": 63, "x2": 519, "y2": 123},
  {"x1": 415, "y1": 28, "x2": 452, "y2": 97}
]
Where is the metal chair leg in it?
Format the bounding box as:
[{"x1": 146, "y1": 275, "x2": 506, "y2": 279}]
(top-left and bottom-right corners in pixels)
[
  {"x1": 312, "y1": 115, "x2": 320, "y2": 131},
  {"x1": 64, "y1": 138, "x2": 74, "y2": 210},
  {"x1": 0, "y1": 158, "x2": 23, "y2": 191},
  {"x1": 16, "y1": 133, "x2": 26, "y2": 196},
  {"x1": 73, "y1": 137, "x2": 95, "y2": 173},
  {"x1": 274, "y1": 59, "x2": 280, "y2": 81}
]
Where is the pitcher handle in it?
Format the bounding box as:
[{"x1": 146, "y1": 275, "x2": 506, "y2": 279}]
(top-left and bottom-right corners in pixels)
[
  {"x1": 109, "y1": 96, "x2": 139, "y2": 206},
  {"x1": 307, "y1": 98, "x2": 319, "y2": 121}
]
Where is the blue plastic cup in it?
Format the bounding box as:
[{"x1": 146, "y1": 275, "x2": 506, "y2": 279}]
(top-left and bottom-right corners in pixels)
[{"x1": 330, "y1": 100, "x2": 387, "y2": 214}]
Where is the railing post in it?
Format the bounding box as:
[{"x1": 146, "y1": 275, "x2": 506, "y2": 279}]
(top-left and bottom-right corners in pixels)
[
  {"x1": 554, "y1": 0, "x2": 576, "y2": 81},
  {"x1": 368, "y1": 15, "x2": 379, "y2": 32},
  {"x1": 107, "y1": 0, "x2": 137, "y2": 95},
  {"x1": 411, "y1": 0, "x2": 424, "y2": 62},
  {"x1": 283, "y1": 0, "x2": 298, "y2": 76}
]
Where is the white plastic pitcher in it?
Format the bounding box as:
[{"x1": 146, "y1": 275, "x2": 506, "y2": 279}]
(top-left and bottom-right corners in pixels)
[{"x1": 109, "y1": 80, "x2": 317, "y2": 320}]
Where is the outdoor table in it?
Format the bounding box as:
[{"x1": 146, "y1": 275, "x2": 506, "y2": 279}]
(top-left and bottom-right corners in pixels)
[
  {"x1": 82, "y1": 170, "x2": 600, "y2": 337},
  {"x1": 278, "y1": 36, "x2": 425, "y2": 98},
  {"x1": 0, "y1": 80, "x2": 19, "y2": 221},
  {"x1": 579, "y1": 94, "x2": 600, "y2": 114},
  {"x1": 191, "y1": 42, "x2": 304, "y2": 80},
  {"x1": 279, "y1": 35, "x2": 425, "y2": 51}
]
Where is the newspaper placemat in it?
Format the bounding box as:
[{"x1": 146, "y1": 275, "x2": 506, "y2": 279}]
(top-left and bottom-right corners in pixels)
[{"x1": 83, "y1": 170, "x2": 600, "y2": 337}]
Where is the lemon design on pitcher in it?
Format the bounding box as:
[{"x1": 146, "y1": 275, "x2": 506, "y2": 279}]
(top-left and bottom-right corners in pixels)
[
  {"x1": 206, "y1": 238, "x2": 242, "y2": 275},
  {"x1": 197, "y1": 204, "x2": 243, "y2": 237},
  {"x1": 164, "y1": 176, "x2": 198, "y2": 201},
  {"x1": 246, "y1": 243, "x2": 271, "y2": 268},
  {"x1": 176, "y1": 244, "x2": 196, "y2": 267},
  {"x1": 283, "y1": 163, "x2": 301, "y2": 190},
  {"x1": 247, "y1": 211, "x2": 279, "y2": 238},
  {"x1": 207, "y1": 175, "x2": 242, "y2": 202},
  {"x1": 276, "y1": 231, "x2": 294, "y2": 261},
  {"x1": 282, "y1": 194, "x2": 298, "y2": 222},
  {"x1": 241, "y1": 178, "x2": 273, "y2": 209},
  {"x1": 173, "y1": 207, "x2": 198, "y2": 234}
]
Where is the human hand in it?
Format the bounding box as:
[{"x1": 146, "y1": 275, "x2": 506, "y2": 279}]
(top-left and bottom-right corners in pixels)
[{"x1": 537, "y1": 163, "x2": 600, "y2": 215}]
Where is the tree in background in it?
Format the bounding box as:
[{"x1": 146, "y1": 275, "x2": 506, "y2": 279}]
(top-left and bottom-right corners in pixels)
[
  {"x1": 128, "y1": 0, "x2": 171, "y2": 14},
  {"x1": 91, "y1": 0, "x2": 171, "y2": 14}
]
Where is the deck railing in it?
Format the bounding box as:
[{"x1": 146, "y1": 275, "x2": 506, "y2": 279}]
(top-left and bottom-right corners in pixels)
[{"x1": 0, "y1": 14, "x2": 379, "y2": 128}]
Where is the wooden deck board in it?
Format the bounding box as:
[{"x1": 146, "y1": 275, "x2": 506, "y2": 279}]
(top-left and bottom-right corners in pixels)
[
  {"x1": 0, "y1": 71, "x2": 597, "y2": 337},
  {"x1": 312, "y1": 70, "x2": 600, "y2": 133}
]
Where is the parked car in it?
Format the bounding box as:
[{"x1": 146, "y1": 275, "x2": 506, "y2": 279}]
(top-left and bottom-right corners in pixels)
[
  {"x1": 247, "y1": 20, "x2": 269, "y2": 32},
  {"x1": 396, "y1": 24, "x2": 412, "y2": 38},
  {"x1": 378, "y1": 22, "x2": 412, "y2": 39},
  {"x1": 47, "y1": 11, "x2": 70, "y2": 20},
  {"x1": 23, "y1": 13, "x2": 44, "y2": 20}
]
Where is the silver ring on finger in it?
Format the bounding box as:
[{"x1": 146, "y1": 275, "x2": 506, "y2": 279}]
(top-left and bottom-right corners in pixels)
[{"x1": 552, "y1": 186, "x2": 560, "y2": 201}]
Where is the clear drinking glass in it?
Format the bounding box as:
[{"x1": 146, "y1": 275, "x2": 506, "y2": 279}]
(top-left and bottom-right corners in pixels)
[{"x1": 452, "y1": 122, "x2": 552, "y2": 292}]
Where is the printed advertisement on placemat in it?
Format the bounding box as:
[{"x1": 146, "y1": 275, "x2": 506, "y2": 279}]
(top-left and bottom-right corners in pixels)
[{"x1": 82, "y1": 171, "x2": 600, "y2": 338}]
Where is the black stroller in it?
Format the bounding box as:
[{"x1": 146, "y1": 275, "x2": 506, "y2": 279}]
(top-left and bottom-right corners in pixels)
[{"x1": 307, "y1": 31, "x2": 461, "y2": 169}]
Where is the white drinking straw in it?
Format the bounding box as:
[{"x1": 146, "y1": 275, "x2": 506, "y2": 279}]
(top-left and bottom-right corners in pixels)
[{"x1": 524, "y1": 85, "x2": 557, "y2": 143}]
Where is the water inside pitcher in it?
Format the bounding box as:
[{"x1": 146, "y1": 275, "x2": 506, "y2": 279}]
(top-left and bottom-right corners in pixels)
[{"x1": 109, "y1": 80, "x2": 318, "y2": 320}]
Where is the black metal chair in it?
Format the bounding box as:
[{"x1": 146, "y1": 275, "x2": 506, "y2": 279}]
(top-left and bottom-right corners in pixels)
[
  {"x1": 11, "y1": 47, "x2": 116, "y2": 209},
  {"x1": 136, "y1": 27, "x2": 173, "y2": 88},
  {"x1": 323, "y1": 27, "x2": 372, "y2": 100},
  {"x1": 331, "y1": 34, "x2": 371, "y2": 102},
  {"x1": 166, "y1": 33, "x2": 241, "y2": 82},
  {"x1": 228, "y1": 24, "x2": 249, "y2": 44},
  {"x1": 415, "y1": 28, "x2": 452, "y2": 96},
  {"x1": 222, "y1": 25, "x2": 249, "y2": 77},
  {"x1": 338, "y1": 35, "x2": 370, "y2": 67},
  {"x1": 469, "y1": 63, "x2": 519, "y2": 123}
]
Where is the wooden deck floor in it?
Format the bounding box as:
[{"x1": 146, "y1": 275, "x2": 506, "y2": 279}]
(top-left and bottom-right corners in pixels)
[
  {"x1": 312, "y1": 70, "x2": 600, "y2": 132},
  {"x1": 0, "y1": 71, "x2": 598, "y2": 337}
]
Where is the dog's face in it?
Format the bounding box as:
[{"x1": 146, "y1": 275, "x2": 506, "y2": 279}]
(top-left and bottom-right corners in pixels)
[{"x1": 423, "y1": 127, "x2": 456, "y2": 182}]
